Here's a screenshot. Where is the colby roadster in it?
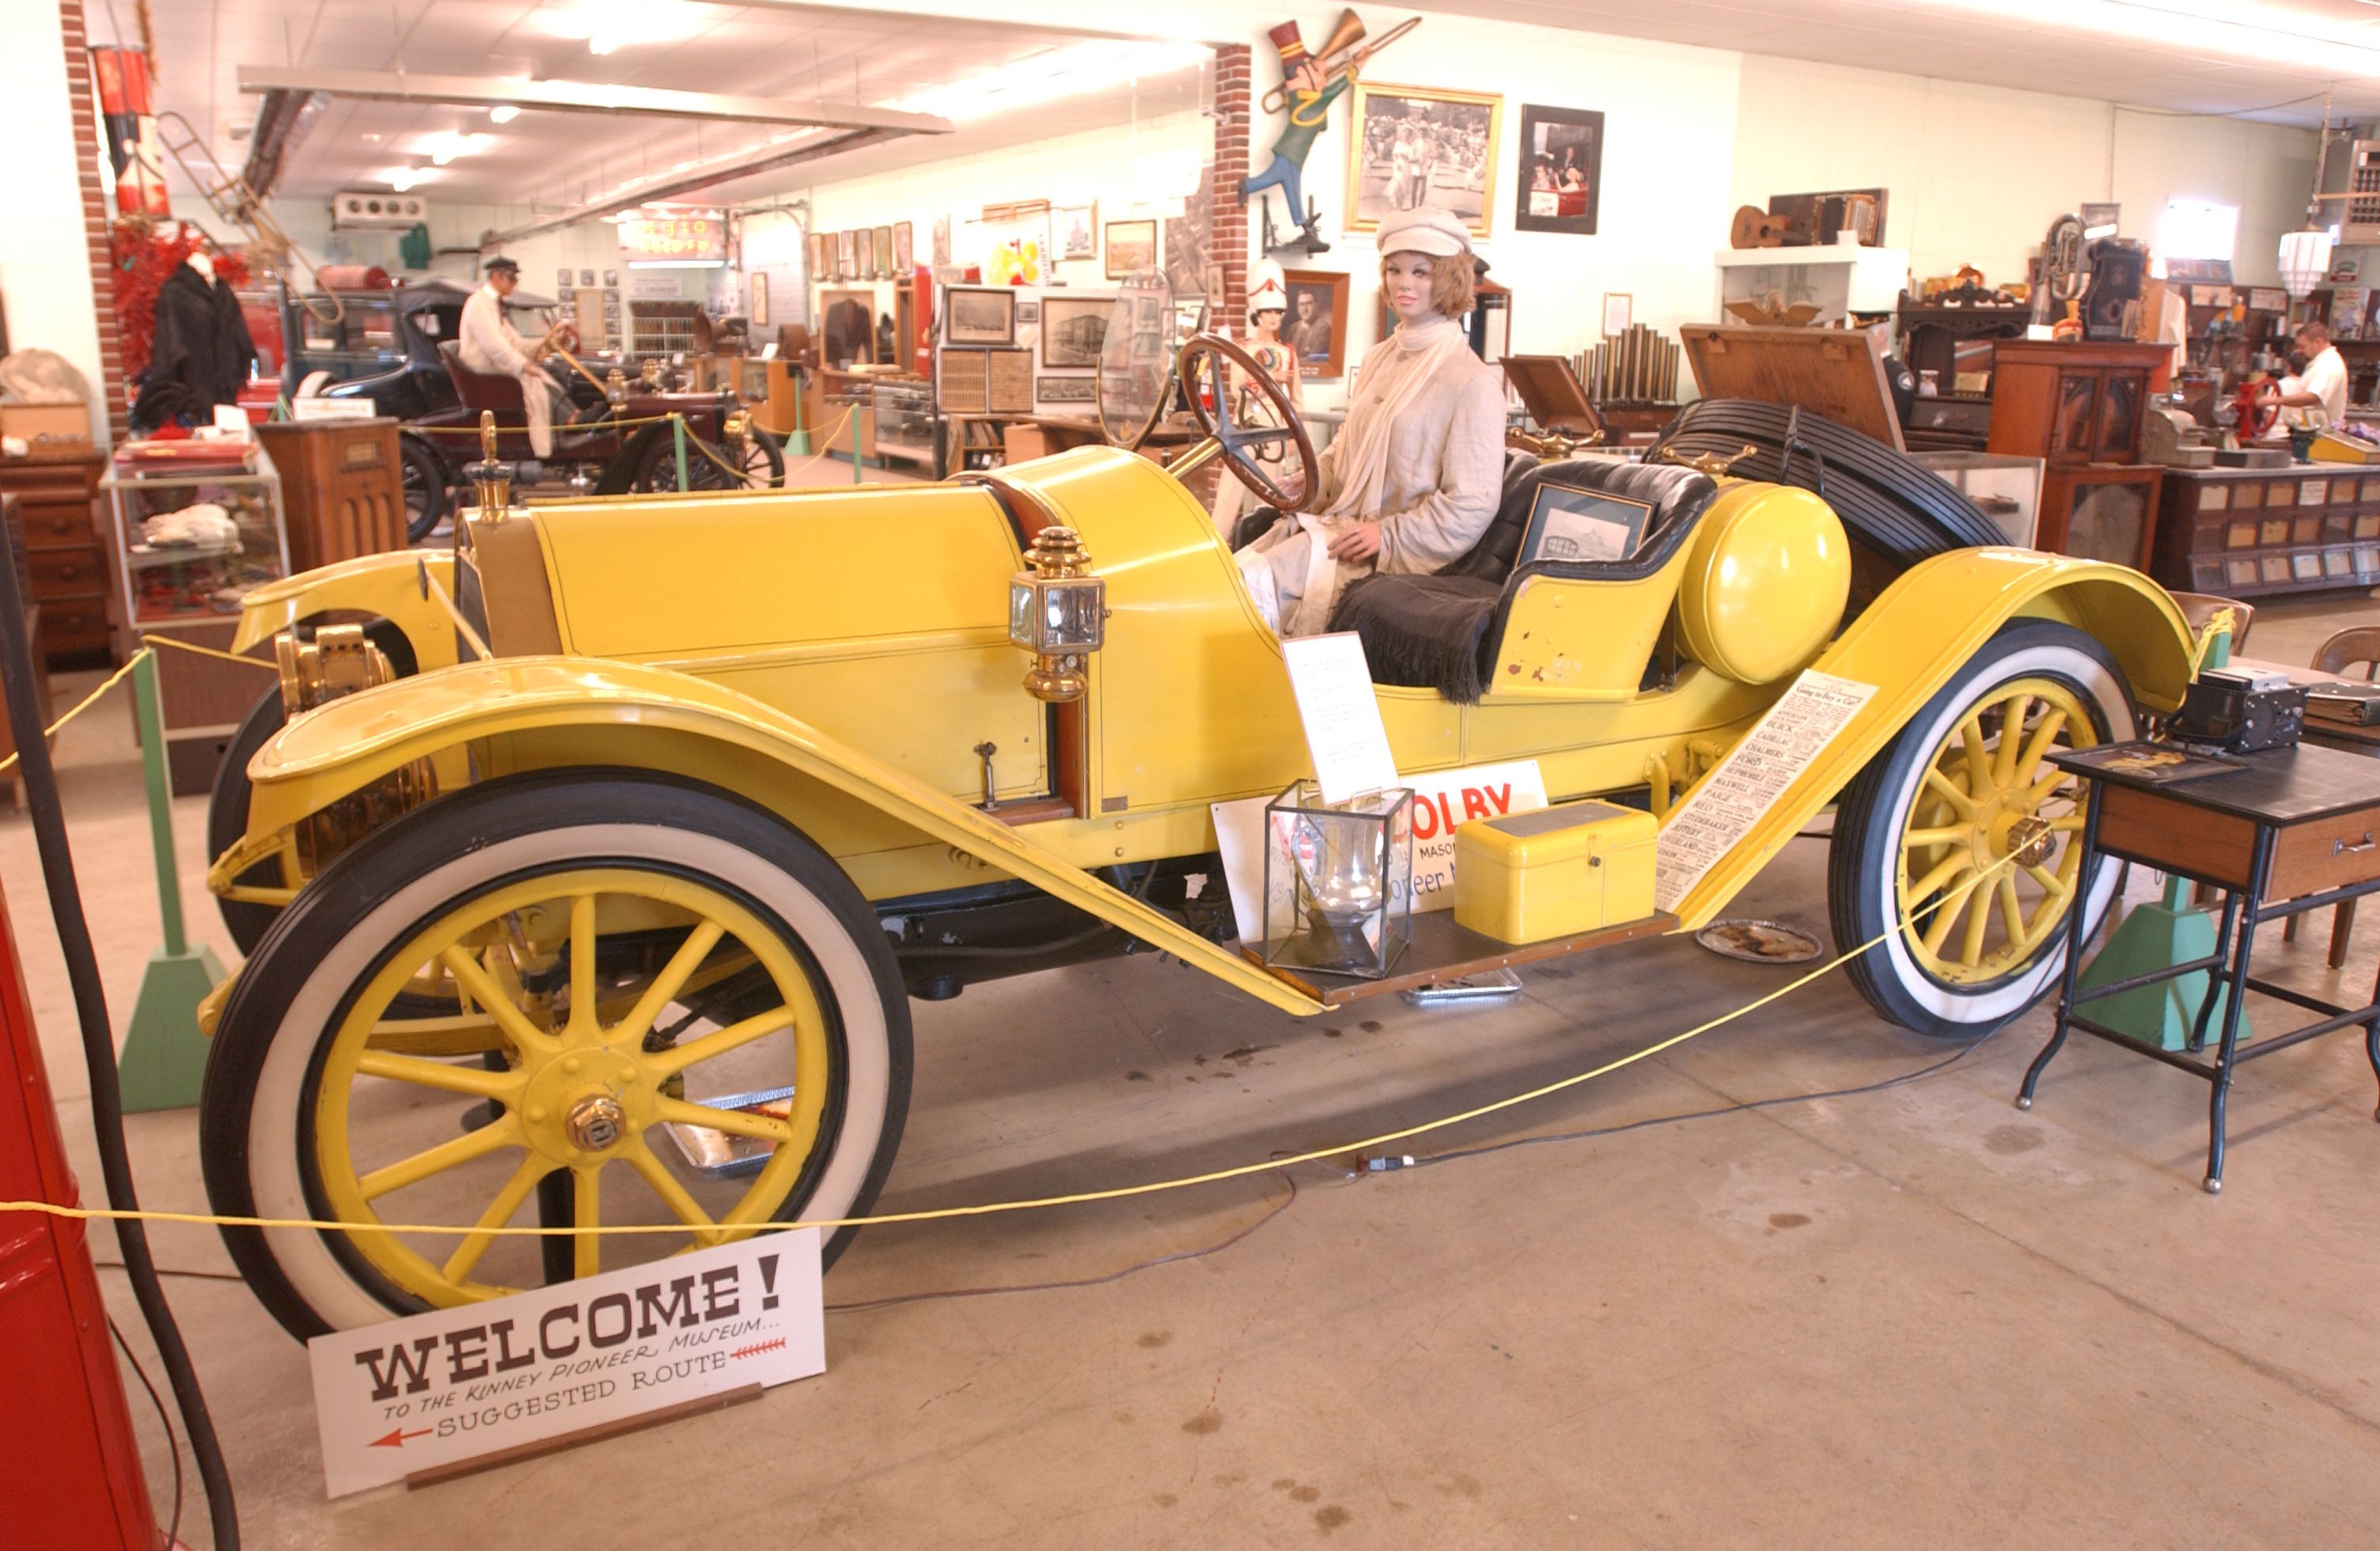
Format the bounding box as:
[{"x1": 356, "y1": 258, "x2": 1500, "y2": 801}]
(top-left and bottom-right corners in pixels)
[{"x1": 196, "y1": 332, "x2": 2200, "y2": 1340}]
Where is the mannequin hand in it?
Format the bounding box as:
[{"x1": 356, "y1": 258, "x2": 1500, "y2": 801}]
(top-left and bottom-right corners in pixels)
[{"x1": 1327, "y1": 521, "x2": 1381, "y2": 562}]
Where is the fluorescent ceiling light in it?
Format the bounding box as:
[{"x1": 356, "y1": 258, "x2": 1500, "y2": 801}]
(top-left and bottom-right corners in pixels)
[
  {"x1": 1906, "y1": 0, "x2": 2380, "y2": 76},
  {"x1": 421, "y1": 130, "x2": 495, "y2": 165},
  {"x1": 544, "y1": 0, "x2": 711, "y2": 56},
  {"x1": 385, "y1": 167, "x2": 434, "y2": 192},
  {"x1": 488, "y1": 104, "x2": 520, "y2": 124},
  {"x1": 885, "y1": 39, "x2": 1208, "y2": 123}
]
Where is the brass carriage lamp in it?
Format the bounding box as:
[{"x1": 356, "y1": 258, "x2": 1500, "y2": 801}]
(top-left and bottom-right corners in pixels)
[
  {"x1": 465, "y1": 409, "x2": 511, "y2": 521},
  {"x1": 1008, "y1": 525, "x2": 1106, "y2": 703}
]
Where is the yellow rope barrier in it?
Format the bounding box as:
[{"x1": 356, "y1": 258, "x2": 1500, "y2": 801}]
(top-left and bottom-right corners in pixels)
[
  {"x1": 139, "y1": 633, "x2": 279, "y2": 672},
  {"x1": 0, "y1": 652, "x2": 147, "y2": 775},
  {"x1": 0, "y1": 857, "x2": 2023, "y2": 1240}
]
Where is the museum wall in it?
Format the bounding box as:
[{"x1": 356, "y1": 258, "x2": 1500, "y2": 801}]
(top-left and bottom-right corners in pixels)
[
  {"x1": 1732, "y1": 55, "x2": 2317, "y2": 289},
  {"x1": 0, "y1": 0, "x2": 108, "y2": 442}
]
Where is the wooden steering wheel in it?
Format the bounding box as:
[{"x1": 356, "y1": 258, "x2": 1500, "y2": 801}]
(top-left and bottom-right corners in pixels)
[{"x1": 1176, "y1": 332, "x2": 1320, "y2": 514}]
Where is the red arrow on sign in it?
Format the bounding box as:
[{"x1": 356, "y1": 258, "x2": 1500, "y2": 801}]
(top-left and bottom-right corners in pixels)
[{"x1": 370, "y1": 1427, "x2": 434, "y2": 1449}]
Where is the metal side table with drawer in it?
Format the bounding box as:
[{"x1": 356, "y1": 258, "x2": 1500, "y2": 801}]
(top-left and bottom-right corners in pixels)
[{"x1": 2018, "y1": 740, "x2": 2380, "y2": 1193}]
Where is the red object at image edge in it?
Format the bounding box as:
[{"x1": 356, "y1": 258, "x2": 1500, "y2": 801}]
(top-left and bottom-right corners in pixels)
[{"x1": 0, "y1": 873, "x2": 161, "y2": 1547}]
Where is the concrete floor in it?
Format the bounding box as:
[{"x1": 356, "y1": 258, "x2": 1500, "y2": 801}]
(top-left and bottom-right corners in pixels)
[{"x1": 6, "y1": 592, "x2": 2380, "y2": 1549}]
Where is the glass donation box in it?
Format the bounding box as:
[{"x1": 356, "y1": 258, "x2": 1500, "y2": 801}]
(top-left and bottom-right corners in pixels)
[{"x1": 1261, "y1": 781, "x2": 1415, "y2": 980}]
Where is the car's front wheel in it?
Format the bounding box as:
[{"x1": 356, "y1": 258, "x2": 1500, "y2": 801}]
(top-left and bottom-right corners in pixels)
[
  {"x1": 1829, "y1": 620, "x2": 2135, "y2": 1039},
  {"x1": 200, "y1": 772, "x2": 912, "y2": 1340}
]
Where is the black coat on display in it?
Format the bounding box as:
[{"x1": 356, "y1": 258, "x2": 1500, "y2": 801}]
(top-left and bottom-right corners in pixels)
[{"x1": 133, "y1": 261, "x2": 256, "y2": 430}]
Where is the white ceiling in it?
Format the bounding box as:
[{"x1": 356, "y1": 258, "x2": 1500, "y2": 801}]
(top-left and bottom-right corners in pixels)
[
  {"x1": 125, "y1": 0, "x2": 1206, "y2": 207},
  {"x1": 1415, "y1": 0, "x2": 2380, "y2": 125},
  {"x1": 109, "y1": 0, "x2": 2376, "y2": 218}
]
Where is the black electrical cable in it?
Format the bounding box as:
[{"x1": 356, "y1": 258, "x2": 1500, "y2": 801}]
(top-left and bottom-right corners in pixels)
[
  {"x1": 0, "y1": 566, "x2": 238, "y2": 1548},
  {"x1": 108, "y1": 1317, "x2": 183, "y2": 1551}
]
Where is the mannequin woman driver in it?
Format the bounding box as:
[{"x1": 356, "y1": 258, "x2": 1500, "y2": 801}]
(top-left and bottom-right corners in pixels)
[{"x1": 1235, "y1": 206, "x2": 1504, "y2": 638}]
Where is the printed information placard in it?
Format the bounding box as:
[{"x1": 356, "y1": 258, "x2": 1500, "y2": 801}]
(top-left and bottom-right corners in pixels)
[
  {"x1": 309, "y1": 1228, "x2": 822, "y2": 1496},
  {"x1": 1654, "y1": 670, "x2": 1877, "y2": 915}
]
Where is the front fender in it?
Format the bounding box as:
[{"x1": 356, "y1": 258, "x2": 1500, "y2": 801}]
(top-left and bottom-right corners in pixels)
[
  {"x1": 230, "y1": 550, "x2": 460, "y2": 671},
  {"x1": 227, "y1": 656, "x2": 1327, "y2": 1016},
  {"x1": 1667, "y1": 550, "x2": 2192, "y2": 927}
]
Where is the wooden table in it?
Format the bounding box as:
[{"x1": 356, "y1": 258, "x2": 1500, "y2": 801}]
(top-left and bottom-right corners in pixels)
[{"x1": 2018, "y1": 741, "x2": 2380, "y2": 1191}]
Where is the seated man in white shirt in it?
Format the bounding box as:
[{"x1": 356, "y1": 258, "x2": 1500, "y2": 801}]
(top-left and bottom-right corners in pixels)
[
  {"x1": 458, "y1": 256, "x2": 570, "y2": 461},
  {"x1": 2261, "y1": 321, "x2": 2348, "y2": 430}
]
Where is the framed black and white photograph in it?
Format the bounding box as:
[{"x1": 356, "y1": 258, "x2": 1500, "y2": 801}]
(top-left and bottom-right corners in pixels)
[
  {"x1": 932, "y1": 214, "x2": 951, "y2": 267},
  {"x1": 1280, "y1": 269, "x2": 1349, "y2": 379},
  {"x1": 604, "y1": 269, "x2": 618, "y2": 287},
  {"x1": 1017, "y1": 299, "x2": 1041, "y2": 324},
  {"x1": 1517, "y1": 104, "x2": 1603, "y2": 236},
  {"x1": 944, "y1": 285, "x2": 1018, "y2": 347},
  {"x1": 1519, "y1": 483, "x2": 1653, "y2": 565},
  {"x1": 893, "y1": 221, "x2": 914, "y2": 273},
  {"x1": 580, "y1": 267, "x2": 596, "y2": 286},
  {"x1": 1038, "y1": 375, "x2": 1097, "y2": 404},
  {"x1": 1040, "y1": 294, "x2": 1112, "y2": 370},
  {"x1": 1055, "y1": 203, "x2": 1097, "y2": 261},
  {"x1": 1104, "y1": 218, "x2": 1158, "y2": 280},
  {"x1": 555, "y1": 268, "x2": 572, "y2": 291},
  {"x1": 1346, "y1": 82, "x2": 1503, "y2": 237}
]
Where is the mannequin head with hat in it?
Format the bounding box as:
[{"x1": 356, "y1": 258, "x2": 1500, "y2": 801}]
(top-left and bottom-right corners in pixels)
[
  {"x1": 1374, "y1": 207, "x2": 1475, "y2": 328},
  {"x1": 484, "y1": 255, "x2": 521, "y2": 298}
]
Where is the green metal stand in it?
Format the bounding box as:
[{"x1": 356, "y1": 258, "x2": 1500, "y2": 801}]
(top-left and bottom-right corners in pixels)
[
  {"x1": 785, "y1": 367, "x2": 811, "y2": 459},
  {"x1": 671, "y1": 413, "x2": 691, "y2": 492},
  {"x1": 117, "y1": 651, "x2": 222, "y2": 1113},
  {"x1": 2075, "y1": 874, "x2": 2245, "y2": 1052}
]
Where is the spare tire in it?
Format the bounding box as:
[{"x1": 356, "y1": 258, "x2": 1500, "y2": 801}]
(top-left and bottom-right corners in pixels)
[{"x1": 1651, "y1": 399, "x2": 2005, "y2": 568}]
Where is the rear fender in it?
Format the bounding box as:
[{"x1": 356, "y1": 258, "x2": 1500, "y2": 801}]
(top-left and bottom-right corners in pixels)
[
  {"x1": 223, "y1": 656, "x2": 1326, "y2": 1015},
  {"x1": 1666, "y1": 551, "x2": 2192, "y2": 927},
  {"x1": 229, "y1": 550, "x2": 461, "y2": 673}
]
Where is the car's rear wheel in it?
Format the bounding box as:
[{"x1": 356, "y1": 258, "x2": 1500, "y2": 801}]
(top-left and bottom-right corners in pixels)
[
  {"x1": 1828, "y1": 620, "x2": 2134, "y2": 1038},
  {"x1": 200, "y1": 772, "x2": 911, "y2": 1339}
]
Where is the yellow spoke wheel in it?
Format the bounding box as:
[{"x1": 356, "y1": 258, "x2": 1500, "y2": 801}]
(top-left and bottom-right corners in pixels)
[
  {"x1": 203, "y1": 775, "x2": 910, "y2": 1340},
  {"x1": 1895, "y1": 677, "x2": 2099, "y2": 985},
  {"x1": 1829, "y1": 622, "x2": 2135, "y2": 1041},
  {"x1": 313, "y1": 869, "x2": 832, "y2": 1307}
]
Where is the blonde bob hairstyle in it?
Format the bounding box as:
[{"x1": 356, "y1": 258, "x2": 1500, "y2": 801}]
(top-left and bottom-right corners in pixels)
[{"x1": 1379, "y1": 248, "x2": 1476, "y2": 319}]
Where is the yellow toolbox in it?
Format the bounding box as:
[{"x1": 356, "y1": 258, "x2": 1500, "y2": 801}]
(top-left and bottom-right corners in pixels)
[{"x1": 1453, "y1": 799, "x2": 1658, "y2": 943}]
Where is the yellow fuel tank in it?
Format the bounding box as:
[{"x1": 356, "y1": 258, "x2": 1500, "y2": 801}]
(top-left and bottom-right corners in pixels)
[{"x1": 1677, "y1": 483, "x2": 1851, "y2": 684}]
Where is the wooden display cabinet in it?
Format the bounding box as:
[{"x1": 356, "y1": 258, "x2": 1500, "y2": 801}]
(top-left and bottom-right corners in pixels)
[
  {"x1": 2155, "y1": 465, "x2": 2380, "y2": 599},
  {"x1": 1988, "y1": 339, "x2": 2170, "y2": 567},
  {"x1": 253, "y1": 417, "x2": 407, "y2": 571}
]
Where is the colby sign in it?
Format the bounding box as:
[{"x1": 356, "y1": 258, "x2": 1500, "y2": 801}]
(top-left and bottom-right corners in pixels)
[{"x1": 309, "y1": 1230, "x2": 823, "y2": 1496}]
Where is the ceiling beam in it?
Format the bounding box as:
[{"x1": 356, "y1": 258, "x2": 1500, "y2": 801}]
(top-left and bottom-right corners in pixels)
[
  {"x1": 233, "y1": 66, "x2": 954, "y2": 137},
  {"x1": 478, "y1": 127, "x2": 898, "y2": 245}
]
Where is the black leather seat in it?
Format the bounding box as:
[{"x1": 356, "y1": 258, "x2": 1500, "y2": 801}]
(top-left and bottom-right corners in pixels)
[{"x1": 1329, "y1": 459, "x2": 1719, "y2": 702}]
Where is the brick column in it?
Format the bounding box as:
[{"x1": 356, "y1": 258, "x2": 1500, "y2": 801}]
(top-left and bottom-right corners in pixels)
[
  {"x1": 60, "y1": 0, "x2": 128, "y2": 447},
  {"x1": 1210, "y1": 44, "x2": 1251, "y2": 340}
]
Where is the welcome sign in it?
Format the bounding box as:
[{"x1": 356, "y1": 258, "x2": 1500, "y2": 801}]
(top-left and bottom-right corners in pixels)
[{"x1": 309, "y1": 1230, "x2": 823, "y2": 1496}]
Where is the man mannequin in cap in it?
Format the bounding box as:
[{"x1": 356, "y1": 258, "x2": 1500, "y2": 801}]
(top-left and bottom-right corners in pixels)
[
  {"x1": 1237, "y1": 206, "x2": 1503, "y2": 636},
  {"x1": 460, "y1": 256, "x2": 570, "y2": 461}
]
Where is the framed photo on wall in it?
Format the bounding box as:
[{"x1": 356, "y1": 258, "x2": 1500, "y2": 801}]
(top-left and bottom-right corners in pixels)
[
  {"x1": 873, "y1": 226, "x2": 895, "y2": 279},
  {"x1": 944, "y1": 285, "x2": 1018, "y2": 347},
  {"x1": 1601, "y1": 292, "x2": 1632, "y2": 336},
  {"x1": 1516, "y1": 104, "x2": 1602, "y2": 236},
  {"x1": 1767, "y1": 188, "x2": 1888, "y2": 247},
  {"x1": 751, "y1": 272, "x2": 769, "y2": 328},
  {"x1": 1038, "y1": 375, "x2": 1097, "y2": 404},
  {"x1": 836, "y1": 229, "x2": 857, "y2": 280},
  {"x1": 932, "y1": 214, "x2": 952, "y2": 267},
  {"x1": 1519, "y1": 483, "x2": 1653, "y2": 566},
  {"x1": 1345, "y1": 82, "x2": 1503, "y2": 237},
  {"x1": 1281, "y1": 269, "x2": 1349, "y2": 379},
  {"x1": 893, "y1": 221, "x2": 914, "y2": 273},
  {"x1": 1040, "y1": 294, "x2": 1112, "y2": 370},
  {"x1": 1056, "y1": 204, "x2": 1097, "y2": 261},
  {"x1": 1104, "y1": 218, "x2": 1158, "y2": 280}
]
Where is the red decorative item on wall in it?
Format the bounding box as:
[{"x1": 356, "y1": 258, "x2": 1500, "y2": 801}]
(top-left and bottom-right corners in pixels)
[{"x1": 108, "y1": 220, "x2": 250, "y2": 385}]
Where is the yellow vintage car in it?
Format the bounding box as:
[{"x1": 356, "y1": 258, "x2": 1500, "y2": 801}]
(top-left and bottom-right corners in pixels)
[{"x1": 195, "y1": 334, "x2": 2197, "y2": 1340}]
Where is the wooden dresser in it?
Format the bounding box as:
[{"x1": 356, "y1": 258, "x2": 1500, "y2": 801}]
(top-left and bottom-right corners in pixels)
[
  {"x1": 0, "y1": 451, "x2": 112, "y2": 668},
  {"x1": 1987, "y1": 339, "x2": 2170, "y2": 569}
]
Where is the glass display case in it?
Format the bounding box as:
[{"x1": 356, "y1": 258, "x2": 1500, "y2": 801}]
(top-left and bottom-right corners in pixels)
[
  {"x1": 872, "y1": 379, "x2": 937, "y2": 468},
  {"x1": 104, "y1": 444, "x2": 289, "y2": 631}
]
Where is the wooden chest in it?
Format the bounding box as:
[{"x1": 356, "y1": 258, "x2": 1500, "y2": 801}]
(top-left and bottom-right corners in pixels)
[
  {"x1": 0, "y1": 452, "x2": 112, "y2": 667},
  {"x1": 254, "y1": 418, "x2": 407, "y2": 572}
]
